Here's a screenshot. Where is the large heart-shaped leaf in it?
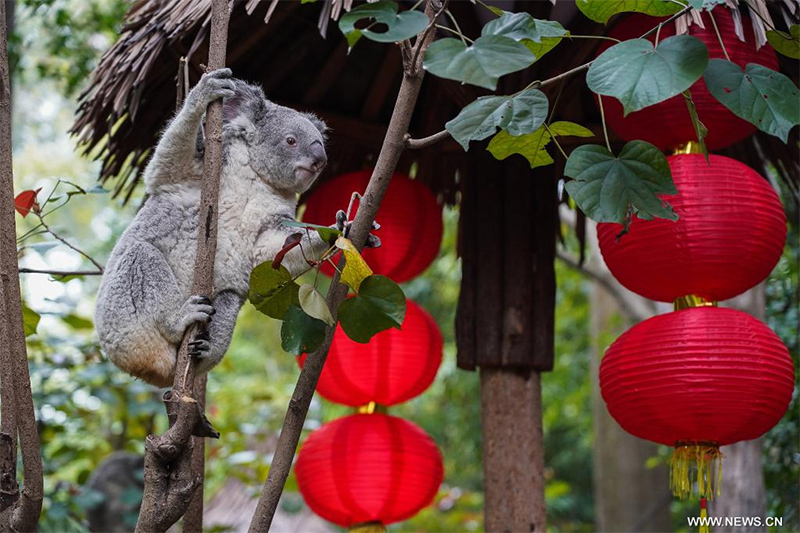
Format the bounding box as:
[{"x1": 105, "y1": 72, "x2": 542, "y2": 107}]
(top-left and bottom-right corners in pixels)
[
  {"x1": 423, "y1": 35, "x2": 535, "y2": 90},
  {"x1": 487, "y1": 121, "x2": 594, "y2": 168},
  {"x1": 445, "y1": 89, "x2": 549, "y2": 150},
  {"x1": 704, "y1": 59, "x2": 800, "y2": 142},
  {"x1": 523, "y1": 20, "x2": 568, "y2": 61},
  {"x1": 22, "y1": 303, "x2": 40, "y2": 337},
  {"x1": 767, "y1": 26, "x2": 800, "y2": 59},
  {"x1": 564, "y1": 141, "x2": 678, "y2": 226},
  {"x1": 587, "y1": 35, "x2": 708, "y2": 114},
  {"x1": 576, "y1": 0, "x2": 683, "y2": 24},
  {"x1": 339, "y1": 0, "x2": 429, "y2": 49},
  {"x1": 480, "y1": 12, "x2": 568, "y2": 62},
  {"x1": 281, "y1": 305, "x2": 327, "y2": 355},
  {"x1": 249, "y1": 262, "x2": 300, "y2": 320},
  {"x1": 338, "y1": 275, "x2": 406, "y2": 343}
]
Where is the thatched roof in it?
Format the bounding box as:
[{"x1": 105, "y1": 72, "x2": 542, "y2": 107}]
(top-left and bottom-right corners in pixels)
[{"x1": 70, "y1": 0, "x2": 799, "y2": 207}]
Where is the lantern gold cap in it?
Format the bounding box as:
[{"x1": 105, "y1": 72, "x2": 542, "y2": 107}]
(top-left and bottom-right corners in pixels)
[{"x1": 674, "y1": 294, "x2": 717, "y2": 311}]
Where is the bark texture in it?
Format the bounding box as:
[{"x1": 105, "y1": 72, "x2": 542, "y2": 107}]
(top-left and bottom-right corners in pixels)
[
  {"x1": 0, "y1": 1, "x2": 44, "y2": 529},
  {"x1": 247, "y1": 2, "x2": 445, "y2": 530},
  {"x1": 480, "y1": 368, "x2": 546, "y2": 532}
]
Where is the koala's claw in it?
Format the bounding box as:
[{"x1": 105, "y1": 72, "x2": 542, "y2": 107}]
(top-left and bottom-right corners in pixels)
[
  {"x1": 334, "y1": 210, "x2": 381, "y2": 243},
  {"x1": 172, "y1": 296, "x2": 215, "y2": 343},
  {"x1": 188, "y1": 338, "x2": 211, "y2": 359},
  {"x1": 192, "y1": 69, "x2": 235, "y2": 108},
  {"x1": 366, "y1": 234, "x2": 382, "y2": 249}
]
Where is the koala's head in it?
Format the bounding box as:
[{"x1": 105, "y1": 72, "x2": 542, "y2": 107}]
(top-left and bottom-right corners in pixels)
[{"x1": 222, "y1": 79, "x2": 328, "y2": 194}]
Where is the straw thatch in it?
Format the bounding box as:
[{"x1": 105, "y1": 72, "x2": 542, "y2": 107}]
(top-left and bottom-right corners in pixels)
[{"x1": 70, "y1": 0, "x2": 798, "y2": 206}]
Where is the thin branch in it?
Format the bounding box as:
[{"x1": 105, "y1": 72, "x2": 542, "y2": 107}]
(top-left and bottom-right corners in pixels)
[
  {"x1": 403, "y1": 4, "x2": 693, "y2": 149},
  {"x1": 35, "y1": 214, "x2": 105, "y2": 272},
  {"x1": 410, "y1": 0, "x2": 448, "y2": 75},
  {"x1": 707, "y1": 10, "x2": 731, "y2": 61},
  {"x1": 247, "y1": 2, "x2": 442, "y2": 530},
  {"x1": 18, "y1": 268, "x2": 102, "y2": 276}
]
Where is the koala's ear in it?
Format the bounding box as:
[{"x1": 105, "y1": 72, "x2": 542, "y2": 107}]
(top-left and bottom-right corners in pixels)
[
  {"x1": 222, "y1": 80, "x2": 272, "y2": 125},
  {"x1": 302, "y1": 112, "x2": 329, "y2": 141}
]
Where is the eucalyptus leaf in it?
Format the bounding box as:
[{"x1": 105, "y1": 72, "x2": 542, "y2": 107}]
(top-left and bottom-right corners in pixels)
[
  {"x1": 338, "y1": 275, "x2": 406, "y2": 343},
  {"x1": 576, "y1": 0, "x2": 683, "y2": 24},
  {"x1": 281, "y1": 305, "x2": 326, "y2": 355},
  {"x1": 766, "y1": 26, "x2": 800, "y2": 59},
  {"x1": 445, "y1": 89, "x2": 549, "y2": 150},
  {"x1": 298, "y1": 284, "x2": 335, "y2": 326},
  {"x1": 249, "y1": 262, "x2": 300, "y2": 320},
  {"x1": 587, "y1": 35, "x2": 708, "y2": 114},
  {"x1": 704, "y1": 59, "x2": 800, "y2": 142},
  {"x1": 564, "y1": 141, "x2": 678, "y2": 226},
  {"x1": 339, "y1": 0, "x2": 429, "y2": 49},
  {"x1": 423, "y1": 35, "x2": 535, "y2": 90}
]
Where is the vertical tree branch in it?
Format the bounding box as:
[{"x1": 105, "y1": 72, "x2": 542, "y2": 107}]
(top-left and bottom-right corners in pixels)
[
  {"x1": 0, "y1": 1, "x2": 44, "y2": 530},
  {"x1": 247, "y1": 2, "x2": 444, "y2": 530},
  {"x1": 134, "y1": 1, "x2": 230, "y2": 531}
]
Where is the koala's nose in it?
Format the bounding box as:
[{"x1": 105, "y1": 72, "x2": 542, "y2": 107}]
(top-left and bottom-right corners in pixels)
[{"x1": 310, "y1": 140, "x2": 327, "y2": 172}]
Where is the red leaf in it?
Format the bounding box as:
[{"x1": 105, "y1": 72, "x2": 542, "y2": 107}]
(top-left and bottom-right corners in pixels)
[
  {"x1": 14, "y1": 189, "x2": 41, "y2": 218},
  {"x1": 273, "y1": 233, "x2": 303, "y2": 270}
]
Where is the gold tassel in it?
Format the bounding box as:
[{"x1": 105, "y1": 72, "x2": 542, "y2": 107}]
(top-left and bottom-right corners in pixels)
[
  {"x1": 670, "y1": 442, "x2": 724, "y2": 500},
  {"x1": 350, "y1": 521, "x2": 386, "y2": 533}
]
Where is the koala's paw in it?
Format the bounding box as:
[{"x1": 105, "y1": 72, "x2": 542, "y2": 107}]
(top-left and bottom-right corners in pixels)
[
  {"x1": 333, "y1": 209, "x2": 381, "y2": 244},
  {"x1": 177, "y1": 295, "x2": 215, "y2": 330},
  {"x1": 188, "y1": 330, "x2": 212, "y2": 359},
  {"x1": 192, "y1": 68, "x2": 235, "y2": 108}
]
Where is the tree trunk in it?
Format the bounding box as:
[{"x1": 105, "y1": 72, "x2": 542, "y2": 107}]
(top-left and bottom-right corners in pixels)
[
  {"x1": 709, "y1": 285, "x2": 768, "y2": 532},
  {"x1": 481, "y1": 368, "x2": 546, "y2": 532},
  {"x1": 590, "y1": 283, "x2": 671, "y2": 532}
]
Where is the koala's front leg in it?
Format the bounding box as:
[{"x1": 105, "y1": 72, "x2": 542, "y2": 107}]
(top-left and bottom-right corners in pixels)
[{"x1": 143, "y1": 68, "x2": 235, "y2": 192}]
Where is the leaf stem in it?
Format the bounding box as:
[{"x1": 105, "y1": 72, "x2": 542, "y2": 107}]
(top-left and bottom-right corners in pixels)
[
  {"x1": 707, "y1": 10, "x2": 731, "y2": 61},
  {"x1": 410, "y1": 0, "x2": 425, "y2": 12},
  {"x1": 435, "y1": 24, "x2": 474, "y2": 43},
  {"x1": 543, "y1": 123, "x2": 568, "y2": 160},
  {"x1": 475, "y1": 0, "x2": 500, "y2": 17},
  {"x1": 597, "y1": 95, "x2": 612, "y2": 153},
  {"x1": 445, "y1": 9, "x2": 469, "y2": 46},
  {"x1": 568, "y1": 34, "x2": 622, "y2": 43},
  {"x1": 655, "y1": 23, "x2": 663, "y2": 46}
]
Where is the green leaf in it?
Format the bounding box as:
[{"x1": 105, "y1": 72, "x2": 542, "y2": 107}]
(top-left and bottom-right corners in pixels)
[
  {"x1": 62, "y1": 314, "x2": 93, "y2": 330},
  {"x1": 682, "y1": 90, "x2": 709, "y2": 158},
  {"x1": 282, "y1": 220, "x2": 341, "y2": 242},
  {"x1": 423, "y1": 35, "x2": 535, "y2": 90},
  {"x1": 482, "y1": 12, "x2": 567, "y2": 61},
  {"x1": 767, "y1": 26, "x2": 800, "y2": 59},
  {"x1": 298, "y1": 284, "x2": 335, "y2": 326},
  {"x1": 487, "y1": 121, "x2": 593, "y2": 168},
  {"x1": 588, "y1": 36, "x2": 708, "y2": 114},
  {"x1": 339, "y1": 0, "x2": 429, "y2": 49},
  {"x1": 564, "y1": 141, "x2": 678, "y2": 226},
  {"x1": 576, "y1": 0, "x2": 683, "y2": 24},
  {"x1": 280, "y1": 305, "x2": 326, "y2": 355},
  {"x1": 704, "y1": 59, "x2": 800, "y2": 142},
  {"x1": 249, "y1": 262, "x2": 300, "y2": 320},
  {"x1": 524, "y1": 21, "x2": 568, "y2": 61},
  {"x1": 338, "y1": 275, "x2": 406, "y2": 343},
  {"x1": 445, "y1": 89, "x2": 549, "y2": 150},
  {"x1": 22, "y1": 303, "x2": 40, "y2": 337}
]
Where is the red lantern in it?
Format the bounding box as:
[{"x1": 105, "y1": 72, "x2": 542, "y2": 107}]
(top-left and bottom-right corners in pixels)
[
  {"x1": 598, "y1": 154, "x2": 786, "y2": 303},
  {"x1": 302, "y1": 170, "x2": 443, "y2": 283},
  {"x1": 597, "y1": 8, "x2": 779, "y2": 151},
  {"x1": 299, "y1": 299, "x2": 442, "y2": 407},
  {"x1": 295, "y1": 413, "x2": 444, "y2": 527},
  {"x1": 600, "y1": 306, "x2": 794, "y2": 498}
]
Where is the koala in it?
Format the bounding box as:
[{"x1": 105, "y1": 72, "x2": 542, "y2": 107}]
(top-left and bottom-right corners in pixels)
[{"x1": 95, "y1": 68, "x2": 333, "y2": 388}]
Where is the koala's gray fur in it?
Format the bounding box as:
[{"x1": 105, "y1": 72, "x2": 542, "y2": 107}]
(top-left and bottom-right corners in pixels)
[{"x1": 95, "y1": 69, "x2": 330, "y2": 387}]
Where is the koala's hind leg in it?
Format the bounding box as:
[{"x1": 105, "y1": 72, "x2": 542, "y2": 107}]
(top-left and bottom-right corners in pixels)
[{"x1": 95, "y1": 241, "x2": 213, "y2": 387}]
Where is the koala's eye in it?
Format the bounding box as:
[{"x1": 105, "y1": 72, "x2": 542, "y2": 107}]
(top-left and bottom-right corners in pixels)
[{"x1": 286, "y1": 136, "x2": 297, "y2": 146}]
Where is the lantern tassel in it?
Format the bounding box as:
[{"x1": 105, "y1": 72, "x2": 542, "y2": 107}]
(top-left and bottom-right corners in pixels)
[
  {"x1": 670, "y1": 443, "x2": 723, "y2": 500},
  {"x1": 699, "y1": 497, "x2": 710, "y2": 533}
]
